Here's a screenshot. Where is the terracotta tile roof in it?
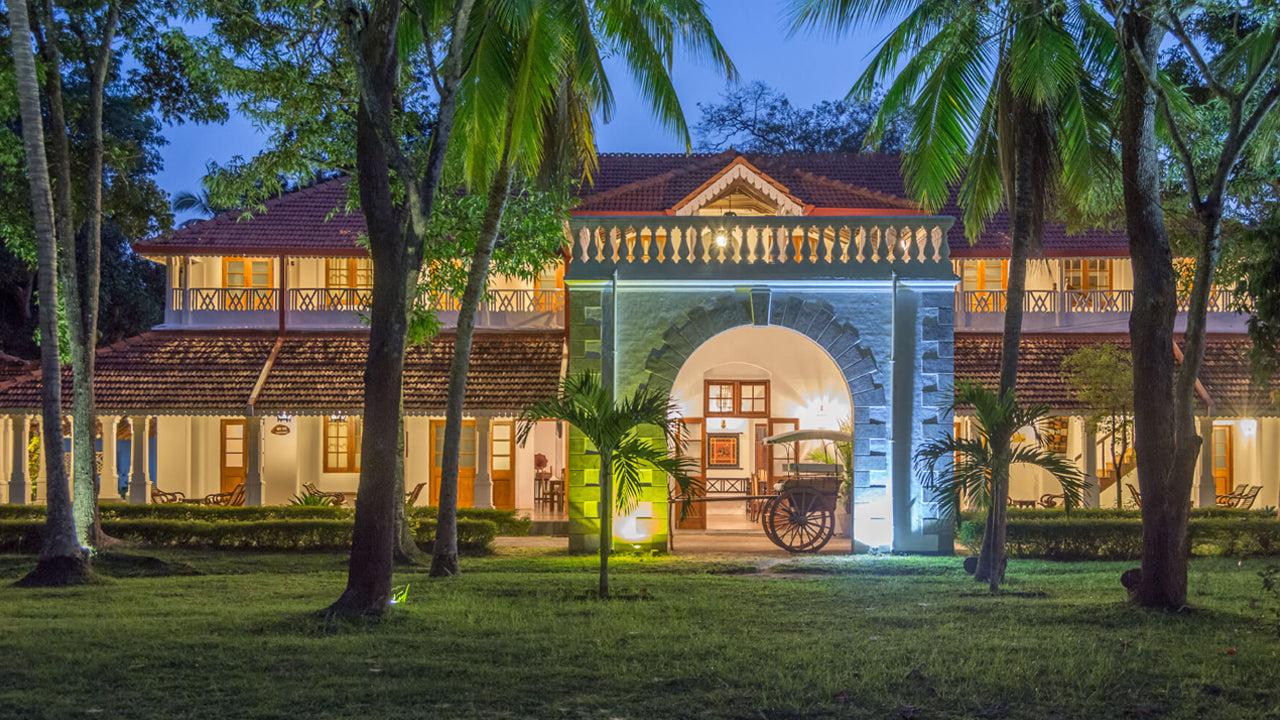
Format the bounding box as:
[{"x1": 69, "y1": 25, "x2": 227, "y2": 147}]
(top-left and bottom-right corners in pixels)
[
  {"x1": 582, "y1": 152, "x2": 1130, "y2": 257},
  {"x1": 135, "y1": 153, "x2": 1128, "y2": 260},
  {"x1": 0, "y1": 331, "x2": 565, "y2": 416},
  {"x1": 954, "y1": 333, "x2": 1280, "y2": 416},
  {"x1": 134, "y1": 179, "x2": 367, "y2": 257},
  {"x1": 0, "y1": 352, "x2": 33, "y2": 385},
  {"x1": 253, "y1": 332, "x2": 564, "y2": 415},
  {"x1": 0, "y1": 332, "x2": 278, "y2": 414}
]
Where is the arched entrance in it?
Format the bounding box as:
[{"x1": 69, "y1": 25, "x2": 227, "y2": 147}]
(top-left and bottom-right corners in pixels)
[{"x1": 668, "y1": 325, "x2": 858, "y2": 546}]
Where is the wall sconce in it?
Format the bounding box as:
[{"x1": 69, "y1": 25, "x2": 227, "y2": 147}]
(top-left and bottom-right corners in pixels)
[
  {"x1": 720, "y1": 419, "x2": 727, "y2": 429},
  {"x1": 276, "y1": 411, "x2": 293, "y2": 422},
  {"x1": 1241, "y1": 418, "x2": 1258, "y2": 438},
  {"x1": 715, "y1": 228, "x2": 728, "y2": 248}
]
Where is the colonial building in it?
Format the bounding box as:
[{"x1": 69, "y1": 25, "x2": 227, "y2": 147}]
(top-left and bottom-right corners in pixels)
[{"x1": 1, "y1": 151, "x2": 1276, "y2": 553}]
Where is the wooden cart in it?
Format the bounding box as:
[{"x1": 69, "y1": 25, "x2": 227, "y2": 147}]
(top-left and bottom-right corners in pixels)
[{"x1": 757, "y1": 429, "x2": 851, "y2": 552}]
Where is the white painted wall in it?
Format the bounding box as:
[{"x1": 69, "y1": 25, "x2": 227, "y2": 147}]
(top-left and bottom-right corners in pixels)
[{"x1": 262, "y1": 416, "x2": 299, "y2": 504}]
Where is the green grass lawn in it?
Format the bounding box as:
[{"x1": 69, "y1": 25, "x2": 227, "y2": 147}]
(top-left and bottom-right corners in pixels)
[{"x1": 1, "y1": 549, "x2": 1278, "y2": 719}]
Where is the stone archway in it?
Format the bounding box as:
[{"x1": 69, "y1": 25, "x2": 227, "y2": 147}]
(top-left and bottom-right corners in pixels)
[{"x1": 638, "y1": 292, "x2": 893, "y2": 549}]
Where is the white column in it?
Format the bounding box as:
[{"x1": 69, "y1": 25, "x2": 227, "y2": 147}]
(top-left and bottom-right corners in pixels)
[
  {"x1": 474, "y1": 416, "x2": 493, "y2": 509},
  {"x1": 100, "y1": 416, "x2": 119, "y2": 500},
  {"x1": 1079, "y1": 417, "x2": 1099, "y2": 508},
  {"x1": 8, "y1": 414, "x2": 28, "y2": 505},
  {"x1": 1196, "y1": 416, "x2": 1217, "y2": 508},
  {"x1": 128, "y1": 415, "x2": 150, "y2": 504},
  {"x1": 245, "y1": 416, "x2": 263, "y2": 506},
  {"x1": 34, "y1": 420, "x2": 47, "y2": 504}
]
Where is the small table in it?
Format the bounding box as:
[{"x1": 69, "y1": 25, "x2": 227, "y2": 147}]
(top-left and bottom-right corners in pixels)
[{"x1": 1009, "y1": 499, "x2": 1037, "y2": 509}]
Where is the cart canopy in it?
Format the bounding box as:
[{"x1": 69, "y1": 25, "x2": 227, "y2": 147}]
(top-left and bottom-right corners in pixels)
[{"x1": 764, "y1": 429, "x2": 853, "y2": 444}]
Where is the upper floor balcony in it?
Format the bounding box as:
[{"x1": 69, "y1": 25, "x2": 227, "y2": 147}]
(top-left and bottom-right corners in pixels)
[
  {"x1": 157, "y1": 255, "x2": 564, "y2": 331},
  {"x1": 952, "y1": 258, "x2": 1249, "y2": 333}
]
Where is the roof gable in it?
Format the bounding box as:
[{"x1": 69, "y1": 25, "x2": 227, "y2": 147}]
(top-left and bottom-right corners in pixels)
[{"x1": 671, "y1": 156, "x2": 807, "y2": 215}]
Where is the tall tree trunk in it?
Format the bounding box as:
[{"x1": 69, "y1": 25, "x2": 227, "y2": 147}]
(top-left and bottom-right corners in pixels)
[
  {"x1": 975, "y1": 103, "x2": 1036, "y2": 589},
  {"x1": 72, "y1": 6, "x2": 121, "y2": 550},
  {"x1": 1118, "y1": 11, "x2": 1186, "y2": 609},
  {"x1": 393, "y1": 402, "x2": 426, "y2": 564},
  {"x1": 9, "y1": 0, "x2": 90, "y2": 586},
  {"x1": 327, "y1": 1, "x2": 411, "y2": 616},
  {"x1": 326, "y1": 0, "x2": 472, "y2": 616},
  {"x1": 598, "y1": 448, "x2": 612, "y2": 600},
  {"x1": 431, "y1": 134, "x2": 515, "y2": 578}
]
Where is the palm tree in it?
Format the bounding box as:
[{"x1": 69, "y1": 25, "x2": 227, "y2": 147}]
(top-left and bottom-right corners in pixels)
[
  {"x1": 429, "y1": 0, "x2": 735, "y2": 577},
  {"x1": 172, "y1": 189, "x2": 225, "y2": 219},
  {"x1": 916, "y1": 382, "x2": 1086, "y2": 592},
  {"x1": 789, "y1": 0, "x2": 1113, "y2": 586},
  {"x1": 517, "y1": 373, "x2": 699, "y2": 599},
  {"x1": 7, "y1": 0, "x2": 91, "y2": 586}
]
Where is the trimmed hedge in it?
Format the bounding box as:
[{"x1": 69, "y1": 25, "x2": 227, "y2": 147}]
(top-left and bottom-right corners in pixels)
[
  {"x1": 0, "y1": 503, "x2": 529, "y2": 536},
  {"x1": 0, "y1": 517, "x2": 501, "y2": 554},
  {"x1": 958, "y1": 513, "x2": 1280, "y2": 560}
]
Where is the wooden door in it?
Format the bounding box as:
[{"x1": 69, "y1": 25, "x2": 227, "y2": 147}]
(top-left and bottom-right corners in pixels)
[
  {"x1": 430, "y1": 420, "x2": 476, "y2": 507},
  {"x1": 490, "y1": 421, "x2": 515, "y2": 510},
  {"x1": 220, "y1": 419, "x2": 246, "y2": 493},
  {"x1": 768, "y1": 418, "x2": 799, "y2": 484},
  {"x1": 674, "y1": 418, "x2": 705, "y2": 530},
  {"x1": 1212, "y1": 425, "x2": 1233, "y2": 495}
]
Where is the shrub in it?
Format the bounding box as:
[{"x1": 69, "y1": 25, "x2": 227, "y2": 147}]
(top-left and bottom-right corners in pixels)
[
  {"x1": 0, "y1": 517, "x2": 501, "y2": 554},
  {"x1": 412, "y1": 518, "x2": 500, "y2": 553},
  {"x1": 0, "y1": 503, "x2": 531, "y2": 535},
  {"x1": 959, "y1": 514, "x2": 1280, "y2": 560}
]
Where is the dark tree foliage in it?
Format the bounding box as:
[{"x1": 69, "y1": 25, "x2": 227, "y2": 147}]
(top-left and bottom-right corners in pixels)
[
  {"x1": 1231, "y1": 205, "x2": 1280, "y2": 386},
  {"x1": 693, "y1": 81, "x2": 908, "y2": 154},
  {"x1": 97, "y1": 222, "x2": 164, "y2": 346},
  {"x1": 0, "y1": 72, "x2": 171, "y2": 358}
]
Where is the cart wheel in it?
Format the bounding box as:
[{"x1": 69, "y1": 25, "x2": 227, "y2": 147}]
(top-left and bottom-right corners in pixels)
[{"x1": 765, "y1": 486, "x2": 834, "y2": 552}]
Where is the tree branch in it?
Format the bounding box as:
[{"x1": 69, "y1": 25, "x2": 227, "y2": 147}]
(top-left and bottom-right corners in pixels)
[{"x1": 1161, "y1": 1, "x2": 1232, "y2": 101}]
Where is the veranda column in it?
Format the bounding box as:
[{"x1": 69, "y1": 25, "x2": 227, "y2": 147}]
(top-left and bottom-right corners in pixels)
[
  {"x1": 127, "y1": 415, "x2": 150, "y2": 504},
  {"x1": 100, "y1": 416, "x2": 119, "y2": 500},
  {"x1": 1079, "y1": 417, "x2": 1099, "y2": 508},
  {"x1": 473, "y1": 416, "x2": 493, "y2": 509},
  {"x1": 1196, "y1": 416, "x2": 1217, "y2": 508},
  {"x1": 8, "y1": 414, "x2": 28, "y2": 505},
  {"x1": 245, "y1": 415, "x2": 263, "y2": 506}
]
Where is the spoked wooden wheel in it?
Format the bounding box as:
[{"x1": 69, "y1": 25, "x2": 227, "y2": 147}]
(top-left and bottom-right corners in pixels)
[{"x1": 764, "y1": 486, "x2": 834, "y2": 552}]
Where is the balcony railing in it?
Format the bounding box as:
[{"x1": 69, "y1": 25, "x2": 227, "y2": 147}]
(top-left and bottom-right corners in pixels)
[
  {"x1": 289, "y1": 288, "x2": 374, "y2": 312},
  {"x1": 957, "y1": 288, "x2": 1239, "y2": 315},
  {"x1": 566, "y1": 215, "x2": 956, "y2": 280},
  {"x1": 188, "y1": 287, "x2": 278, "y2": 312},
  {"x1": 174, "y1": 287, "x2": 564, "y2": 318}
]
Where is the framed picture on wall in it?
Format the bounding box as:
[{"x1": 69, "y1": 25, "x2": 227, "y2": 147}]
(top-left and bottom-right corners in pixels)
[{"x1": 706, "y1": 434, "x2": 740, "y2": 468}]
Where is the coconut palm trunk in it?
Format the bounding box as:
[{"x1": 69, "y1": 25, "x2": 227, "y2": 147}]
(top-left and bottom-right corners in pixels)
[
  {"x1": 431, "y1": 126, "x2": 515, "y2": 578},
  {"x1": 8, "y1": 0, "x2": 90, "y2": 586},
  {"x1": 597, "y1": 447, "x2": 613, "y2": 599}
]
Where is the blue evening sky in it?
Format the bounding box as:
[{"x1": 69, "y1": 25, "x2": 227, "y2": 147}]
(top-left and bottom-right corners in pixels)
[{"x1": 154, "y1": 0, "x2": 896, "y2": 203}]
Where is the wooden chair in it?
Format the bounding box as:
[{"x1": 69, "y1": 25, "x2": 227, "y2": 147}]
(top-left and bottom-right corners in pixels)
[
  {"x1": 203, "y1": 483, "x2": 246, "y2": 506},
  {"x1": 1038, "y1": 493, "x2": 1065, "y2": 509},
  {"x1": 302, "y1": 482, "x2": 347, "y2": 506},
  {"x1": 405, "y1": 482, "x2": 426, "y2": 506},
  {"x1": 151, "y1": 485, "x2": 186, "y2": 504},
  {"x1": 1237, "y1": 485, "x2": 1261, "y2": 510},
  {"x1": 1216, "y1": 485, "x2": 1248, "y2": 508},
  {"x1": 1126, "y1": 483, "x2": 1142, "y2": 508}
]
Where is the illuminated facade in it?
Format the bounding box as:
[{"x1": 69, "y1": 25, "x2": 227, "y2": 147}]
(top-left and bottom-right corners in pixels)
[{"x1": 0, "y1": 151, "x2": 1276, "y2": 553}]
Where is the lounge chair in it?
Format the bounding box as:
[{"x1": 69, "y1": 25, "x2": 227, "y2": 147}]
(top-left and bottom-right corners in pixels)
[
  {"x1": 1216, "y1": 485, "x2": 1248, "y2": 508},
  {"x1": 302, "y1": 482, "x2": 346, "y2": 506},
  {"x1": 151, "y1": 486, "x2": 186, "y2": 504},
  {"x1": 1237, "y1": 485, "x2": 1261, "y2": 510},
  {"x1": 203, "y1": 483, "x2": 245, "y2": 506},
  {"x1": 1126, "y1": 483, "x2": 1142, "y2": 508},
  {"x1": 1039, "y1": 493, "x2": 1065, "y2": 509},
  {"x1": 405, "y1": 482, "x2": 426, "y2": 506}
]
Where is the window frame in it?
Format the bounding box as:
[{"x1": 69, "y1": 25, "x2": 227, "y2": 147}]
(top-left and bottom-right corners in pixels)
[
  {"x1": 325, "y1": 257, "x2": 374, "y2": 289},
  {"x1": 323, "y1": 416, "x2": 363, "y2": 473},
  {"x1": 222, "y1": 257, "x2": 274, "y2": 289},
  {"x1": 703, "y1": 379, "x2": 770, "y2": 418}
]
